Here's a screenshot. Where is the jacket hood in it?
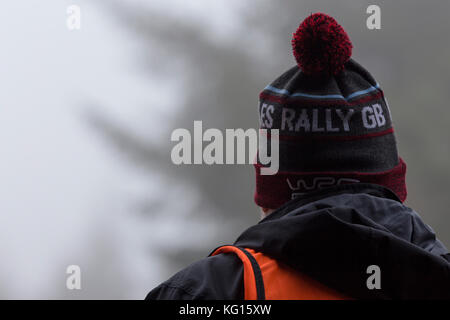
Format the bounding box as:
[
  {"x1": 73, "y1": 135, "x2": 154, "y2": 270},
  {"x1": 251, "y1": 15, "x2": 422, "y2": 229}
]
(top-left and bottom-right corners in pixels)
[{"x1": 234, "y1": 183, "x2": 450, "y2": 299}]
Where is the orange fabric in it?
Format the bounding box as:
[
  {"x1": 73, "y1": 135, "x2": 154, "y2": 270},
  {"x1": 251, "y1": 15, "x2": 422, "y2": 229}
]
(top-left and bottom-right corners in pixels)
[
  {"x1": 212, "y1": 246, "x2": 350, "y2": 300},
  {"x1": 211, "y1": 246, "x2": 259, "y2": 300},
  {"x1": 245, "y1": 249, "x2": 350, "y2": 300}
]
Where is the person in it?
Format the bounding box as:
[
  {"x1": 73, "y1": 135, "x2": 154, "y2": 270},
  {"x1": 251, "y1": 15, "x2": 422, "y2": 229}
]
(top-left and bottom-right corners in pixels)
[{"x1": 146, "y1": 13, "x2": 450, "y2": 300}]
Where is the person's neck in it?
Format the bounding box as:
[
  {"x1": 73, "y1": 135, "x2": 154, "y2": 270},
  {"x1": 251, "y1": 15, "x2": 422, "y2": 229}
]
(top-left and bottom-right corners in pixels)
[{"x1": 260, "y1": 208, "x2": 275, "y2": 220}]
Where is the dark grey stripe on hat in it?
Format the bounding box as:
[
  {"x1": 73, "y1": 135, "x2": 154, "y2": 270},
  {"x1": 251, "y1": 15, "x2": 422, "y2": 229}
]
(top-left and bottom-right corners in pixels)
[
  {"x1": 265, "y1": 59, "x2": 378, "y2": 99},
  {"x1": 261, "y1": 133, "x2": 399, "y2": 172}
]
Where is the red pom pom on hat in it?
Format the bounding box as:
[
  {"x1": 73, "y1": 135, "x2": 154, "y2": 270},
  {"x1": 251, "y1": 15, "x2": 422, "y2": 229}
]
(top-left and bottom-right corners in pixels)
[{"x1": 292, "y1": 13, "x2": 353, "y2": 76}]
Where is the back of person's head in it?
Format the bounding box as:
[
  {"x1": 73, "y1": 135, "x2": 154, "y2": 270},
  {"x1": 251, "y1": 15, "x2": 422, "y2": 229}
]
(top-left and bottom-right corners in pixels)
[{"x1": 255, "y1": 13, "x2": 406, "y2": 212}]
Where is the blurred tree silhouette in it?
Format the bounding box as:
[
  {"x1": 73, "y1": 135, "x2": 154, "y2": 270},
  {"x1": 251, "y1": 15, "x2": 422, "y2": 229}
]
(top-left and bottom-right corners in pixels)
[{"x1": 88, "y1": 0, "x2": 450, "y2": 282}]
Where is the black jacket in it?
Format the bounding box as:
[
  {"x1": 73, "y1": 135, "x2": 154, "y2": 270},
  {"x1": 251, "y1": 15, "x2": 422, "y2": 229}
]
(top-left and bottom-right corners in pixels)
[{"x1": 146, "y1": 183, "x2": 450, "y2": 299}]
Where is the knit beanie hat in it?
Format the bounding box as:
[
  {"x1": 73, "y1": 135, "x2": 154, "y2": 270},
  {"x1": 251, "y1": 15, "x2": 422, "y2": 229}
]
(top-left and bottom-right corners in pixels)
[{"x1": 255, "y1": 13, "x2": 407, "y2": 209}]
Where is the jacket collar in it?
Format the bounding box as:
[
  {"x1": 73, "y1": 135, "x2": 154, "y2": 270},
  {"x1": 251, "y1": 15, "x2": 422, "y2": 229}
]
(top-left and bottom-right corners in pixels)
[{"x1": 261, "y1": 182, "x2": 401, "y2": 224}]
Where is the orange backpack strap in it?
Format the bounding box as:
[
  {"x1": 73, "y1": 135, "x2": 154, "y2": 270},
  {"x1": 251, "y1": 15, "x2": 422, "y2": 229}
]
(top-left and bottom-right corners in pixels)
[
  {"x1": 210, "y1": 245, "x2": 265, "y2": 300},
  {"x1": 245, "y1": 248, "x2": 350, "y2": 300},
  {"x1": 211, "y1": 246, "x2": 350, "y2": 300}
]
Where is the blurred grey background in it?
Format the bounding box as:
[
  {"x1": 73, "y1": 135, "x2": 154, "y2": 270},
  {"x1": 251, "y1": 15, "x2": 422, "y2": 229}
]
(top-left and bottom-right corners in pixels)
[{"x1": 0, "y1": 0, "x2": 448, "y2": 299}]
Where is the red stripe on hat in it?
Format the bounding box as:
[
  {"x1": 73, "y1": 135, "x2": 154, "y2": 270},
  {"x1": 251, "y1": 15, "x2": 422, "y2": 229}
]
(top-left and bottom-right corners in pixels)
[
  {"x1": 264, "y1": 127, "x2": 394, "y2": 142},
  {"x1": 259, "y1": 90, "x2": 384, "y2": 106}
]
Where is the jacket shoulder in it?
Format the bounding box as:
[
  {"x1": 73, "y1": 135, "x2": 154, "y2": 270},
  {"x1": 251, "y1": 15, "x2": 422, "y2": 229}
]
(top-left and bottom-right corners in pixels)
[{"x1": 146, "y1": 252, "x2": 244, "y2": 300}]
